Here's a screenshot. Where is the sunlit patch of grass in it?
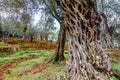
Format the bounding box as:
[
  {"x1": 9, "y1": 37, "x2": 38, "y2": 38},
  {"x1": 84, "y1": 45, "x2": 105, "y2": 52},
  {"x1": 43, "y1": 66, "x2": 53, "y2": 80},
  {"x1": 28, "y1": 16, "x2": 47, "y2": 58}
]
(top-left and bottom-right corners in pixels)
[
  {"x1": 52, "y1": 66, "x2": 63, "y2": 73},
  {"x1": 64, "y1": 54, "x2": 69, "y2": 59},
  {"x1": 109, "y1": 76, "x2": 119, "y2": 80},
  {"x1": 0, "y1": 51, "x2": 13, "y2": 57},
  {"x1": 11, "y1": 65, "x2": 31, "y2": 74},
  {"x1": 5, "y1": 75, "x2": 20, "y2": 80},
  {"x1": 37, "y1": 65, "x2": 63, "y2": 79},
  {"x1": 40, "y1": 50, "x2": 54, "y2": 56},
  {"x1": 1, "y1": 46, "x2": 58, "y2": 80},
  {"x1": 9, "y1": 68, "x2": 18, "y2": 74},
  {"x1": 29, "y1": 73, "x2": 43, "y2": 80},
  {"x1": 111, "y1": 63, "x2": 120, "y2": 80},
  {"x1": 37, "y1": 67, "x2": 53, "y2": 78},
  {"x1": 0, "y1": 53, "x2": 28, "y2": 64},
  {"x1": 112, "y1": 63, "x2": 120, "y2": 72},
  {"x1": 19, "y1": 56, "x2": 46, "y2": 66},
  {"x1": 6, "y1": 65, "x2": 31, "y2": 80},
  {"x1": 7, "y1": 73, "x2": 43, "y2": 80},
  {"x1": 0, "y1": 42, "x2": 8, "y2": 47},
  {"x1": 0, "y1": 48, "x2": 55, "y2": 65},
  {"x1": 47, "y1": 77, "x2": 57, "y2": 80},
  {"x1": 0, "y1": 48, "x2": 48, "y2": 64},
  {"x1": 0, "y1": 57, "x2": 6, "y2": 64},
  {"x1": 5, "y1": 65, "x2": 63, "y2": 80},
  {"x1": 0, "y1": 49, "x2": 28, "y2": 63}
]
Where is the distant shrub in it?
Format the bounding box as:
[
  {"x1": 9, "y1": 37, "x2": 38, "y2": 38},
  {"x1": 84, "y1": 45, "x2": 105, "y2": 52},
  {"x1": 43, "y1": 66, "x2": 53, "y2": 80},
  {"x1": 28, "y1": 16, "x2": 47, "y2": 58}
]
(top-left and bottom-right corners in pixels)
[
  {"x1": 39, "y1": 40, "x2": 47, "y2": 45},
  {"x1": 5, "y1": 38, "x2": 21, "y2": 44}
]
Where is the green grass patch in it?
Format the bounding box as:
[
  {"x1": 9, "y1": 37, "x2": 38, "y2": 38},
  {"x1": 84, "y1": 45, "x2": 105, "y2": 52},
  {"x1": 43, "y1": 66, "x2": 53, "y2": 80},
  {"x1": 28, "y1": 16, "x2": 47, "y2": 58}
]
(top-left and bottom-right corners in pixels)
[
  {"x1": 5, "y1": 76, "x2": 20, "y2": 80},
  {"x1": 52, "y1": 66, "x2": 63, "y2": 73},
  {"x1": 9, "y1": 68, "x2": 18, "y2": 73},
  {"x1": 109, "y1": 76, "x2": 119, "y2": 80},
  {"x1": 37, "y1": 67, "x2": 53, "y2": 78},
  {"x1": 111, "y1": 62, "x2": 120, "y2": 80},
  {"x1": 0, "y1": 48, "x2": 51, "y2": 64},
  {"x1": 28, "y1": 73, "x2": 43, "y2": 80},
  {"x1": 0, "y1": 54, "x2": 28, "y2": 63},
  {"x1": 0, "y1": 42, "x2": 8, "y2": 46},
  {"x1": 19, "y1": 56, "x2": 46, "y2": 66},
  {"x1": 64, "y1": 54, "x2": 69, "y2": 59},
  {"x1": 39, "y1": 65, "x2": 63, "y2": 79},
  {"x1": 40, "y1": 50, "x2": 54, "y2": 56},
  {"x1": 5, "y1": 65, "x2": 62, "y2": 80},
  {"x1": 112, "y1": 63, "x2": 120, "y2": 72},
  {"x1": 0, "y1": 46, "x2": 59, "y2": 80}
]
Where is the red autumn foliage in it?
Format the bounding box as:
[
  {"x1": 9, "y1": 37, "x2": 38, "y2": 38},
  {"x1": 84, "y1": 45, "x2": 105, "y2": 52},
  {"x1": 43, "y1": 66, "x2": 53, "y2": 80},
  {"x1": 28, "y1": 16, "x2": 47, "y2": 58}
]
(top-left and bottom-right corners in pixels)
[
  {"x1": 3, "y1": 38, "x2": 21, "y2": 44},
  {"x1": 23, "y1": 42, "x2": 59, "y2": 50},
  {"x1": 0, "y1": 38, "x2": 68, "y2": 50}
]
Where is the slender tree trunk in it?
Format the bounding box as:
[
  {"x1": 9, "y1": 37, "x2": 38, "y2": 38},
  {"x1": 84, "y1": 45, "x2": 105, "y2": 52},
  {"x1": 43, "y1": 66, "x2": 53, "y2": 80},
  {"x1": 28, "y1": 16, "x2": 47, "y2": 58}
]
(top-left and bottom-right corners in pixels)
[
  {"x1": 44, "y1": 33, "x2": 49, "y2": 42},
  {"x1": 30, "y1": 35, "x2": 34, "y2": 42},
  {"x1": 100, "y1": 13, "x2": 114, "y2": 49},
  {"x1": 22, "y1": 26, "x2": 27, "y2": 41},
  {"x1": 55, "y1": 0, "x2": 112, "y2": 80},
  {"x1": 0, "y1": 24, "x2": 2, "y2": 39},
  {"x1": 48, "y1": 25, "x2": 66, "y2": 62},
  {"x1": 21, "y1": 13, "x2": 29, "y2": 41}
]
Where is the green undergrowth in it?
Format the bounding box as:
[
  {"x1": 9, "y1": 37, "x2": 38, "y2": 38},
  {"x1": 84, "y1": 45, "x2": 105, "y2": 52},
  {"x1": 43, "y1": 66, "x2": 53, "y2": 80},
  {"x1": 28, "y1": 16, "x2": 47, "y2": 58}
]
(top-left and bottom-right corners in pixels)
[
  {"x1": 64, "y1": 53, "x2": 69, "y2": 59},
  {"x1": 112, "y1": 63, "x2": 120, "y2": 72},
  {"x1": 5, "y1": 63, "x2": 63, "y2": 80},
  {"x1": 110, "y1": 57, "x2": 120, "y2": 80},
  {"x1": 19, "y1": 56, "x2": 46, "y2": 66},
  {"x1": 0, "y1": 42, "x2": 8, "y2": 47},
  {"x1": 0, "y1": 48, "x2": 54, "y2": 64},
  {"x1": 0, "y1": 47, "x2": 64, "y2": 80},
  {"x1": 109, "y1": 76, "x2": 119, "y2": 80},
  {"x1": 0, "y1": 44, "x2": 120, "y2": 80},
  {"x1": 111, "y1": 63, "x2": 120, "y2": 80},
  {"x1": 37, "y1": 66, "x2": 63, "y2": 79}
]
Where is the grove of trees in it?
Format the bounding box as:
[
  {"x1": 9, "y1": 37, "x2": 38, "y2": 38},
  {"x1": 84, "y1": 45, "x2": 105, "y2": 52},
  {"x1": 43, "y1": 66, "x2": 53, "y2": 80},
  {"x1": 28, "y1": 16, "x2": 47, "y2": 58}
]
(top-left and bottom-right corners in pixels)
[{"x1": 0, "y1": 0, "x2": 120, "y2": 80}]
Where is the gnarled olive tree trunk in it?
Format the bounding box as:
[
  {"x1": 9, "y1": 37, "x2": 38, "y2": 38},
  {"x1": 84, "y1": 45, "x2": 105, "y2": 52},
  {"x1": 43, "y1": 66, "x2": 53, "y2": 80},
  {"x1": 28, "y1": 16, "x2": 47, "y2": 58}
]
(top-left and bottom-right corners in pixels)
[
  {"x1": 48, "y1": 25, "x2": 66, "y2": 62},
  {"x1": 100, "y1": 13, "x2": 114, "y2": 49},
  {"x1": 55, "y1": 0, "x2": 112, "y2": 80}
]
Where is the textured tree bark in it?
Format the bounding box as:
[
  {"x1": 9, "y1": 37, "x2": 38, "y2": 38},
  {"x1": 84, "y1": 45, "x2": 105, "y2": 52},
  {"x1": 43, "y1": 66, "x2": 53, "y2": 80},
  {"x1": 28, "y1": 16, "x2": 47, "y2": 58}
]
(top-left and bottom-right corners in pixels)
[
  {"x1": 100, "y1": 13, "x2": 114, "y2": 49},
  {"x1": 48, "y1": 26, "x2": 66, "y2": 62},
  {"x1": 55, "y1": 0, "x2": 112, "y2": 80}
]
